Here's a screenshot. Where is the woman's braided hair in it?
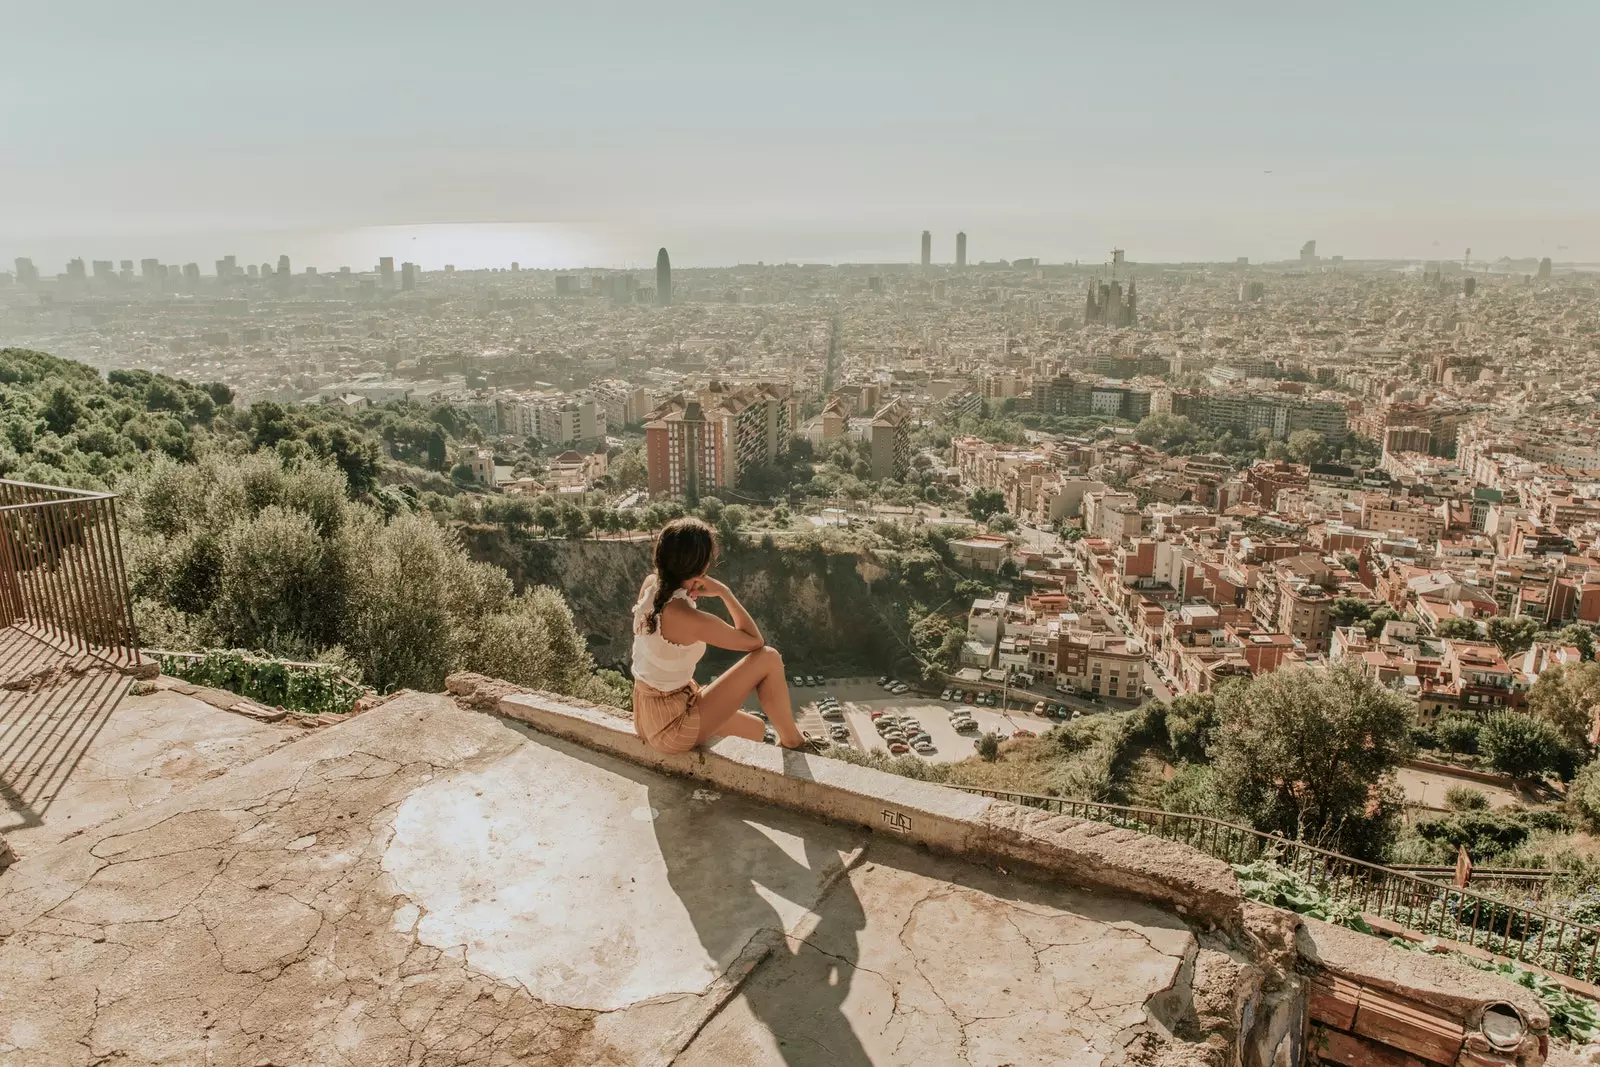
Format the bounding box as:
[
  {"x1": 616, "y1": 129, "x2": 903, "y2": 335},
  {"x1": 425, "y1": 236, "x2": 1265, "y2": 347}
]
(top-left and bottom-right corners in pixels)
[{"x1": 642, "y1": 517, "x2": 718, "y2": 634}]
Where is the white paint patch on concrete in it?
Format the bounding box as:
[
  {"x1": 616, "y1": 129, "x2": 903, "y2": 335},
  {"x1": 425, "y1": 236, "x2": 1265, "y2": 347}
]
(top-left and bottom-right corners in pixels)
[{"x1": 383, "y1": 740, "x2": 828, "y2": 1012}]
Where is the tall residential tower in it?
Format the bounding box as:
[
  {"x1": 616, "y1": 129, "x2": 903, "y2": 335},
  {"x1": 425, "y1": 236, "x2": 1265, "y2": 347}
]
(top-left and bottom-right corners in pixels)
[
  {"x1": 955, "y1": 231, "x2": 967, "y2": 268},
  {"x1": 920, "y1": 230, "x2": 931, "y2": 267}
]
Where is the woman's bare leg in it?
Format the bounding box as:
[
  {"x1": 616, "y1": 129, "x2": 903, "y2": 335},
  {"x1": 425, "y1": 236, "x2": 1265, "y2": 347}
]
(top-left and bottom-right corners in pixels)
[{"x1": 694, "y1": 646, "x2": 803, "y2": 746}]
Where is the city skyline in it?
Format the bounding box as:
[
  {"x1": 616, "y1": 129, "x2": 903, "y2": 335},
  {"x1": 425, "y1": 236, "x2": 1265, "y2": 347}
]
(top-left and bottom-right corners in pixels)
[{"x1": 7, "y1": 223, "x2": 1594, "y2": 283}]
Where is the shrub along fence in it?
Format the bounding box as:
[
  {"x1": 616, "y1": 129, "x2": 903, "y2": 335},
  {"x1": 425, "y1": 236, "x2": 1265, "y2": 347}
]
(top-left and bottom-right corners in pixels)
[
  {"x1": 149, "y1": 648, "x2": 368, "y2": 717},
  {"x1": 953, "y1": 784, "x2": 1600, "y2": 984}
]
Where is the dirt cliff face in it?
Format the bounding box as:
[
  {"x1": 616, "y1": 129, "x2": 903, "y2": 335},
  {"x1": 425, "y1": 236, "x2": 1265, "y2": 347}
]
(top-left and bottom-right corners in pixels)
[{"x1": 459, "y1": 530, "x2": 953, "y2": 680}]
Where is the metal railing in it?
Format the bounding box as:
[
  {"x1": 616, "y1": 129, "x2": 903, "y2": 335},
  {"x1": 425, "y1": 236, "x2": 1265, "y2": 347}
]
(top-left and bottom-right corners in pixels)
[
  {"x1": 0, "y1": 479, "x2": 140, "y2": 668},
  {"x1": 955, "y1": 785, "x2": 1600, "y2": 983}
]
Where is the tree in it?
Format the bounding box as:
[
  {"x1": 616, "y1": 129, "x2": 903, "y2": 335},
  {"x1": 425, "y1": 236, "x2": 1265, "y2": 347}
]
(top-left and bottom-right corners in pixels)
[
  {"x1": 966, "y1": 487, "x2": 1005, "y2": 522},
  {"x1": 1479, "y1": 712, "x2": 1567, "y2": 781},
  {"x1": 1434, "y1": 713, "x2": 1483, "y2": 755},
  {"x1": 249, "y1": 402, "x2": 295, "y2": 449},
  {"x1": 612, "y1": 446, "x2": 646, "y2": 489},
  {"x1": 1286, "y1": 429, "x2": 1327, "y2": 466},
  {"x1": 1527, "y1": 661, "x2": 1600, "y2": 749},
  {"x1": 1164, "y1": 692, "x2": 1218, "y2": 763},
  {"x1": 1330, "y1": 596, "x2": 1375, "y2": 631},
  {"x1": 1555, "y1": 624, "x2": 1597, "y2": 662},
  {"x1": 425, "y1": 427, "x2": 448, "y2": 471},
  {"x1": 558, "y1": 503, "x2": 589, "y2": 540},
  {"x1": 41, "y1": 385, "x2": 84, "y2": 435},
  {"x1": 1437, "y1": 617, "x2": 1481, "y2": 640},
  {"x1": 977, "y1": 732, "x2": 1000, "y2": 761},
  {"x1": 1133, "y1": 413, "x2": 1199, "y2": 453},
  {"x1": 990, "y1": 513, "x2": 1018, "y2": 533},
  {"x1": 1211, "y1": 662, "x2": 1413, "y2": 858},
  {"x1": 1570, "y1": 760, "x2": 1600, "y2": 832},
  {"x1": 1486, "y1": 616, "x2": 1541, "y2": 657},
  {"x1": 1364, "y1": 605, "x2": 1399, "y2": 638}
]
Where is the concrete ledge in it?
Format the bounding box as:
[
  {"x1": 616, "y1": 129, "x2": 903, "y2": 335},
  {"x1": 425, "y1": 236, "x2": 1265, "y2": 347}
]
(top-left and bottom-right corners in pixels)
[
  {"x1": 469, "y1": 680, "x2": 1558, "y2": 1067},
  {"x1": 1300, "y1": 917, "x2": 1550, "y2": 1064},
  {"x1": 489, "y1": 685, "x2": 1247, "y2": 934}
]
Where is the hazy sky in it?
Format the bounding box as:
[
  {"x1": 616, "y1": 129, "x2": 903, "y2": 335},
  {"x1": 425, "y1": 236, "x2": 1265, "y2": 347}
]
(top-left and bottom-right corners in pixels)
[{"x1": 4, "y1": 2, "x2": 1597, "y2": 267}]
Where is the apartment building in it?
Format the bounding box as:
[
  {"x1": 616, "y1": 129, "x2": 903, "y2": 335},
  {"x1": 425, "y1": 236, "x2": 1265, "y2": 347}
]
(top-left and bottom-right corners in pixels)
[
  {"x1": 1360, "y1": 493, "x2": 1446, "y2": 541},
  {"x1": 1083, "y1": 490, "x2": 1143, "y2": 543},
  {"x1": 869, "y1": 397, "x2": 912, "y2": 480},
  {"x1": 1036, "y1": 374, "x2": 1153, "y2": 421},
  {"x1": 643, "y1": 382, "x2": 795, "y2": 498},
  {"x1": 1053, "y1": 630, "x2": 1145, "y2": 700},
  {"x1": 1416, "y1": 640, "x2": 1521, "y2": 723},
  {"x1": 644, "y1": 400, "x2": 722, "y2": 499},
  {"x1": 1169, "y1": 390, "x2": 1349, "y2": 442}
]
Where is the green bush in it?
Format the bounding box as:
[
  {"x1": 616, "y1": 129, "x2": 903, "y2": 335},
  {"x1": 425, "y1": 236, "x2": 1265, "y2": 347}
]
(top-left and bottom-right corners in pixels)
[
  {"x1": 1434, "y1": 713, "x2": 1482, "y2": 755},
  {"x1": 1443, "y1": 786, "x2": 1489, "y2": 811},
  {"x1": 158, "y1": 649, "x2": 366, "y2": 716},
  {"x1": 1570, "y1": 761, "x2": 1600, "y2": 833},
  {"x1": 1480, "y1": 713, "x2": 1570, "y2": 781}
]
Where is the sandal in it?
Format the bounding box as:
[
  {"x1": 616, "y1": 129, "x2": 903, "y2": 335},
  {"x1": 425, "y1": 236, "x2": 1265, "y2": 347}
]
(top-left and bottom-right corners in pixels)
[{"x1": 782, "y1": 731, "x2": 829, "y2": 754}]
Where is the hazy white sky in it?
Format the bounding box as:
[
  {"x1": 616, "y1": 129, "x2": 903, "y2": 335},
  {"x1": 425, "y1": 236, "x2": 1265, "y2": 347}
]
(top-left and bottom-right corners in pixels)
[{"x1": 3, "y1": 1, "x2": 1597, "y2": 267}]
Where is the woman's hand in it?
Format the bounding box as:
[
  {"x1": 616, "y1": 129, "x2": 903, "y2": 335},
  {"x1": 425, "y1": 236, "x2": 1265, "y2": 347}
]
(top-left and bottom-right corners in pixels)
[{"x1": 685, "y1": 576, "x2": 730, "y2": 599}]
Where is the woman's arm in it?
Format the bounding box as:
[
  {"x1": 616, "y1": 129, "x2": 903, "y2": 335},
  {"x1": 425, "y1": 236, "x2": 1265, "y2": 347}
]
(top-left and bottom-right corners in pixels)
[{"x1": 659, "y1": 578, "x2": 765, "y2": 651}]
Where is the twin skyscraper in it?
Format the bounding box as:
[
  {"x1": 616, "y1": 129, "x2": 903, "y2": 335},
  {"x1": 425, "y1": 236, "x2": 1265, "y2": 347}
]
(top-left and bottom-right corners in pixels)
[{"x1": 919, "y1": 231, "x2": 967, "y2": 268}]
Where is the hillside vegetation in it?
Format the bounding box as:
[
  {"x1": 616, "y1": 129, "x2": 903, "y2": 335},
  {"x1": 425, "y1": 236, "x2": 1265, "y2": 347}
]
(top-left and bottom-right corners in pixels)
[
  {"x1": 461, "y1": 524, "x2": 974, "y2": 681},
  {"x1": 0, "y1": 347, "x2": 622, "y2": 704}
]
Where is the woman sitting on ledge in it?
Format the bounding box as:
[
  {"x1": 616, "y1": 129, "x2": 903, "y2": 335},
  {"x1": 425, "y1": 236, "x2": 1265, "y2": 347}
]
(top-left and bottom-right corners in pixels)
[{"x1": 630, "y1": 517, "x2": 819, "y2": 755}]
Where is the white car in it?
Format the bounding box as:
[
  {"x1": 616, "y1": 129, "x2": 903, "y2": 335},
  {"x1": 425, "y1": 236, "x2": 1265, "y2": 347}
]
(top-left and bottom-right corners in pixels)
[{"x1": 940, "y1": 689, "x2": 952, "y2": 701}]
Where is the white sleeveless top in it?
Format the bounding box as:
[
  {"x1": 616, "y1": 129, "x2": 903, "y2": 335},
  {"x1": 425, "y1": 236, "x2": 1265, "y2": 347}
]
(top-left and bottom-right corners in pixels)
[{"x1": 630, "y1": 576, "x2": 706, "y2": 691}]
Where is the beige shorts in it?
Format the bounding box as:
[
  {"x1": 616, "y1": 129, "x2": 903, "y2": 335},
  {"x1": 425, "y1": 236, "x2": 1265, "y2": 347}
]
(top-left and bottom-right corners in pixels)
[{"x1": 632, "y1": 679, "x2": 702, "y2": 754}]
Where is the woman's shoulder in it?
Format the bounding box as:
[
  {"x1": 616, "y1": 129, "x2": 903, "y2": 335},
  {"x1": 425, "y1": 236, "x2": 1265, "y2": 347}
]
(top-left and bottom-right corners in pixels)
[{"x1": 657, "y1": 593, "x2": 703, "y2": 644}]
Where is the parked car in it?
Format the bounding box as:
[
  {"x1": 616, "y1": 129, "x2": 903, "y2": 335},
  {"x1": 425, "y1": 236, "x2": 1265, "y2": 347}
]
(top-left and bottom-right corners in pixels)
[
  {"x1": 912, "y1": 740, "x2": 935, "y2": 754},
  {"x1": 821, "y1": 706, "x2": 844, "y2": 720},
  {"x1": 877, "y1": 676, "x2": 889, "y2": 686},
  {"x1": 888, "y1": 742, "x2": 910, "y2": 754},
  {"x1": 1013, "y1": 728, "x2": 1036, "y2": 739},
  {"x1": 792, "y1": 676, "x2": 804, "y2": 687},
  {"x1": 869, "y1": 708, "x2": 886, "y2": 721},
  {"x1": 1033, "y1": 701, "x2": 1047, "y2": 715},
  {"x1": 940, "y1": 689, "x2": 952, "y2": 701},
  {"x1": 892, "y1": 684, "x2": 910, "y2": 695},
  {"x1": 964, "y1": 693, "x2": 975, "y2": 704}
]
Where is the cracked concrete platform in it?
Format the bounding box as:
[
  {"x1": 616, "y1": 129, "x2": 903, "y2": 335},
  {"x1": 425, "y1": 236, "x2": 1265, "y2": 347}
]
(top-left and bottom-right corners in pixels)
[
  {"x1": 0, "y1": 691, "x2": 1200, "y2": 1066},
  {"x1": 1, "y1": 633, "x2": 300, "y2": 857}
]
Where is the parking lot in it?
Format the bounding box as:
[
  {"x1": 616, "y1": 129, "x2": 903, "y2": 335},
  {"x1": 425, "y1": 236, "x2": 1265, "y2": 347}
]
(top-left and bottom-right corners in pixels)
[{"x1": 776, "y1": 677, "x2": 1066, "y2": 764}]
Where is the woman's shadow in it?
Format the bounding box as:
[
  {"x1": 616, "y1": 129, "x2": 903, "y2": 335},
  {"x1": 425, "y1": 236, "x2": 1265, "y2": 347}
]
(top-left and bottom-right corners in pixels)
[{"x1": 647, "y1": 777, "x2": 873, "y2": 1067}]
